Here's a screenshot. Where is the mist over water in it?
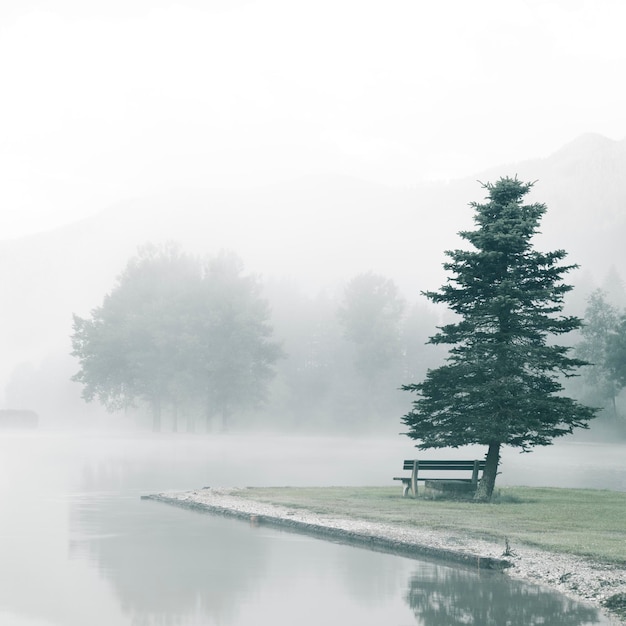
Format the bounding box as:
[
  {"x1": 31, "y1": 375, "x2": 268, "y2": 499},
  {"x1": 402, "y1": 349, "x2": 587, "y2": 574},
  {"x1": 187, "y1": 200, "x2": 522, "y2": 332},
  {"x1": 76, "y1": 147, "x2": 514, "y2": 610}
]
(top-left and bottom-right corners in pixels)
[
  {"x1": 0, "y1": 431, "x2": 620, "y2": 625},
  {"x1": 1, "y1": 2, "x2": 625, "y2": 624}
]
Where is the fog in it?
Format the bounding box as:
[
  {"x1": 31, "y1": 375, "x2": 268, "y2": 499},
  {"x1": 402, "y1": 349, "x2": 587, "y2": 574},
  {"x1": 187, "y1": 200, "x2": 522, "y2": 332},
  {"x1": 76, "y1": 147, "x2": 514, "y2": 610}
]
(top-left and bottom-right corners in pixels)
[
  {"x1": 3, "y1": 1, "x2": 626, "y2": 238},
  {"x1": 1, "y1": 2, "x2": 625, "y2": 434},
  {"x1": 2, "y1": 5, "x2": 626, "y2": 625},
  {"x1": 3, "y1": 432, "x2": 620, "y2": 625},
  {"x1": 1, "y1": 139, "x2": 625, "y2": 435}
]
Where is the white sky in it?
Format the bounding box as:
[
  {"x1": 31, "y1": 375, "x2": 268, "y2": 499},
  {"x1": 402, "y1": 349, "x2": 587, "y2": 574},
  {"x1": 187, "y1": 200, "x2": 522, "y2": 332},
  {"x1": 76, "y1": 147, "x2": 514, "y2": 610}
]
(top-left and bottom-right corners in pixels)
[{"x1": 1, "y1": 0, "x2": 625, "y2": 239}]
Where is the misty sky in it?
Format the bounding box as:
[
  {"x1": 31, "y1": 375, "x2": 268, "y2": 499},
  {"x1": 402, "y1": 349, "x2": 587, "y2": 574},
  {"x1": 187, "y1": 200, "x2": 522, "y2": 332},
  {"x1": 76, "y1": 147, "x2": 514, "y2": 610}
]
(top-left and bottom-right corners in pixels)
[{"x1": 2, "y1": 0, "x2": 625, "y2": 239}]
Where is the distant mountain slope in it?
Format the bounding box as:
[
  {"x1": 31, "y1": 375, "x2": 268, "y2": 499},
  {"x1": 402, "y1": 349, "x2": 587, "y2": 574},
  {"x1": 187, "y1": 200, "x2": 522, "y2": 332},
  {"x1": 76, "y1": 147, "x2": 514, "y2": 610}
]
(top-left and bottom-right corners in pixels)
[
  {"x1": 0, "y1": 134, "x2": 624, "y2": 401},
  {"x1": 472, "y1": 133, "x2": 626, "y2": 282}
]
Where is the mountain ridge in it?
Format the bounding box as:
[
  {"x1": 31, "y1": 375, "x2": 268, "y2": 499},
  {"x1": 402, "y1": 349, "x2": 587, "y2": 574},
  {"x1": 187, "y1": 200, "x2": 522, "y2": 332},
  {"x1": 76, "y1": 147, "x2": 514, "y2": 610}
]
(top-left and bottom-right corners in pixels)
[{"x1": 0, "y1": 132, "x2": 624, "y2": 407}]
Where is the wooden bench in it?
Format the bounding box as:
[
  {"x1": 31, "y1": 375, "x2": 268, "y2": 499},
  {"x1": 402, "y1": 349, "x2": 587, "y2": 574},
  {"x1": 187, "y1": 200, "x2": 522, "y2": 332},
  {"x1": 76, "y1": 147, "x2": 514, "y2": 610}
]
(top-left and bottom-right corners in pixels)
[{"x1": 393, "y1": 459, "x2": 486, "y2": 497}]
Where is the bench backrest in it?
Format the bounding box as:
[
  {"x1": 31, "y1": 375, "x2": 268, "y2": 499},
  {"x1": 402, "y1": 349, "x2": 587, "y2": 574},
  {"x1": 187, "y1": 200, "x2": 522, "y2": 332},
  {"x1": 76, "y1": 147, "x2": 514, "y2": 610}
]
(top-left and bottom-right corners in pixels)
[{"x1": 402, "y1": 459, "x2": 486, "y2": 471}]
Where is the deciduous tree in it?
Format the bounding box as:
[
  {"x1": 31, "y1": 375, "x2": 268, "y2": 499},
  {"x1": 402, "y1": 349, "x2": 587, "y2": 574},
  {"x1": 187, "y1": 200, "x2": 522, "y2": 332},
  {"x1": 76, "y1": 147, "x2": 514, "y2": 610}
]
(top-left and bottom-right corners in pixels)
[
  {"x1": 338, "y1": 272, "x2": 406, "y2": 421},
  {"x1": 71, "y1": 245, "x2": 281, "y2": 431},
  {"x1": 191, "y1": 251, "x2": 283, "y2": 430},
  {"x1": 606, "y1": 314, "x2": 626, "y2": 399},
  {"x1": 338, "y1": 272, "x2": 405, "y2": 382},
  {"x1": 71, "y1": 243, "x2": 200, "y2": 430},
  {"x1": 575, "y1": 289, "x2": 620, "y2": 415}
]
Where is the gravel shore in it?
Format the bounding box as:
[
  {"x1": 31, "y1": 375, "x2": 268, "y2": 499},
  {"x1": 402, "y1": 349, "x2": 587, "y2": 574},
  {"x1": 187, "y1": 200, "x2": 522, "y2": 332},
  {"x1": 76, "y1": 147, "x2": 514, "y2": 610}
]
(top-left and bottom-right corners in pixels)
[{"x1": 144, "y1": 487, "x2": 626, "y2": 625}]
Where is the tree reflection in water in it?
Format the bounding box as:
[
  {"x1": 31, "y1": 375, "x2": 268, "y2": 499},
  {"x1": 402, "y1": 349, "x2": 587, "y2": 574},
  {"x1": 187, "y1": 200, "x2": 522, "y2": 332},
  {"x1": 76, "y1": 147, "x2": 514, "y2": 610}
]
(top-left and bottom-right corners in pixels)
[
  {"x1": 406, "y1": 567, "x2": 601, "y2": 626},
  {"x1": 71, "y1": 497, "x2": 268, "y2": 625}
]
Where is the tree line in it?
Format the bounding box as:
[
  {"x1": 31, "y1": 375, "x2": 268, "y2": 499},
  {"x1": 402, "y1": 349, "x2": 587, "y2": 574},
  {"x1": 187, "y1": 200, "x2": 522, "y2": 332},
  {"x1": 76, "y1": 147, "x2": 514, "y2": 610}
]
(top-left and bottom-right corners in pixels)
[
  {"x1": 72, "y1": 244, "x2": 282, "y2": 432},
  {"x1": 71, "y1": 244, "x2": 441, "y2": 432},
  {"x1": 71, "y1": 177, "x2": 621, "y2": 500}
]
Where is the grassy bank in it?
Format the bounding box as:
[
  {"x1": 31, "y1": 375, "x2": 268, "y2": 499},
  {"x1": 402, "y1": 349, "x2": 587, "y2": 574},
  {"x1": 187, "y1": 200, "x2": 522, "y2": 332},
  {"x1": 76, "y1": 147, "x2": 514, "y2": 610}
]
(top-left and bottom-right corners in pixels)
[{"x1": 233, "y1": 486, "x2": 626, "y2": 564}]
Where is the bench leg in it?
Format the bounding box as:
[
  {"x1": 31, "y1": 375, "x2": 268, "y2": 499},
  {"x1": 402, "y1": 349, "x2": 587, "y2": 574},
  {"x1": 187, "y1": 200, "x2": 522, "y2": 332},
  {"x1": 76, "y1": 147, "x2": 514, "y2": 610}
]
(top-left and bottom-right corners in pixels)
[
  {"x1": 411, "y1": 464, "x2": 418, "y2": 498},
  {"x1": 402, "y1": 482, "x2": 410, "y2": 497}
]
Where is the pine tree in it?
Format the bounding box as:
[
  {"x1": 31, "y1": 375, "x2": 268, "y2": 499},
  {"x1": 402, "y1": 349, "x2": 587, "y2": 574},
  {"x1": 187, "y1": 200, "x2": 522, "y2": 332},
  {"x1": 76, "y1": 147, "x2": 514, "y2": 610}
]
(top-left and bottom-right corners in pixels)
[{"x1": 401, "y1": 177, "x2": 597, "y2": 501}]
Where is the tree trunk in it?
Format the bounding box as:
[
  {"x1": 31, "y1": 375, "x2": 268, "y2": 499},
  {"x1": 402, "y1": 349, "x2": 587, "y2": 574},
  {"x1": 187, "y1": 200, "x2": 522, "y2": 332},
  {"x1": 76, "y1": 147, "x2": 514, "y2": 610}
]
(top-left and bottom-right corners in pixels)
[
  {"x1": 474, "y1": 441, "x2": 501, "y2": 502},
  {"x1": 172, "y1": 404, "x2": 178, "y2": 433},
  {"x1": 205, "y1": 396, "x2": 213, "y2": 432},
  {"x1": 187, "y1": 413, "x2": 195, "y2": 433},
  {"x1": 152, "y1": 399, "x2": 162, "y2": 433},
  {"x1": 221, "y1": 407, "x2": 231, "y2": 432}
]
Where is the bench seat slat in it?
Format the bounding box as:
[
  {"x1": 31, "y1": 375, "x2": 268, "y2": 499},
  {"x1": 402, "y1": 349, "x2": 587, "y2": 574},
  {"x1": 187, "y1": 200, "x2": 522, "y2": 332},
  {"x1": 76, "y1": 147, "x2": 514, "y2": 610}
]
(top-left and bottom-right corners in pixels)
[
  {"x1": 402, "y1": 464, "x2": 482, "y2": 470},
  {"x1": 402, "y1": 460, "x2": 485, "y2": 467}
]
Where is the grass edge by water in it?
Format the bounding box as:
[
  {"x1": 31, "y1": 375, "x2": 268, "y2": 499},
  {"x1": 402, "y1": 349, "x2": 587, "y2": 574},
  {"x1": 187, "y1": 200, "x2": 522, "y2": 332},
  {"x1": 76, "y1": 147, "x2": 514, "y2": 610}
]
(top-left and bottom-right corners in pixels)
[{"x1": 232, "y1": 485, "x2": 626, "y2": 566}]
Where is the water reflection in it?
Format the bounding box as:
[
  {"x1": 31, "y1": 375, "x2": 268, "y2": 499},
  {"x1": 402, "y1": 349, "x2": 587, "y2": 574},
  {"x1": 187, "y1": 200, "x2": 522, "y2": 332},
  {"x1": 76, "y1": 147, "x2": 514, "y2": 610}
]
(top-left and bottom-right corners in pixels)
[
  {"x1": 71, "y1": 497, "x2": 268, "y2": 625},
  {"x1": 69, "y1": 493, "x2": 608, "y2": 626},
  {"x1": 0, "y1": 434, "x2": 618, "y2": 625},
  {"x1": 406, "y1": 567, "x2": 601, "y2": 626}
]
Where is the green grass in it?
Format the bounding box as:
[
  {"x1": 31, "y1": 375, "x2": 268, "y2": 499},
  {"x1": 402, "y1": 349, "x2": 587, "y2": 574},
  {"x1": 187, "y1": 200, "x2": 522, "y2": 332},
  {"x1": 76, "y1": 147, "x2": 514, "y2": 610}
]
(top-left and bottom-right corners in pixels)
[{"x1": 233, "y1": 485, "x2": 626, "y2": 565}]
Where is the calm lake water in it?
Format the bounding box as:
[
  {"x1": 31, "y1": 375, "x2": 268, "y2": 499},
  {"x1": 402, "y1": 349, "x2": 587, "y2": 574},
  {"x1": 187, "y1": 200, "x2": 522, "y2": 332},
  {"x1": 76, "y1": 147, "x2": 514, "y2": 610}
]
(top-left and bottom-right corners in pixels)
[{"x1": 0, "y1": 431, "x2": 621, "y2": 626}]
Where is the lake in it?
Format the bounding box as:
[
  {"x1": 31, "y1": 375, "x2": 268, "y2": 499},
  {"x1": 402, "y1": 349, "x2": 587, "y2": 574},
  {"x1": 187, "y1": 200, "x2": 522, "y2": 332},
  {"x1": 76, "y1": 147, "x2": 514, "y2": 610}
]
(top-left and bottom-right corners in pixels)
[{"x1": 0, "y1": 431, "x2": 620, "y2": 625}]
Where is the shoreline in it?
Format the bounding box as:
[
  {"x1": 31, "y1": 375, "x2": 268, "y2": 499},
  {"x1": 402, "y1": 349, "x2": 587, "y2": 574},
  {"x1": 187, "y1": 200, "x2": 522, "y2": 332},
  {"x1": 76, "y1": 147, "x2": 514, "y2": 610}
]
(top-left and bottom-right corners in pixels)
[{"x1": 144, "y1": 488, "x2": 626, "y2": 625}]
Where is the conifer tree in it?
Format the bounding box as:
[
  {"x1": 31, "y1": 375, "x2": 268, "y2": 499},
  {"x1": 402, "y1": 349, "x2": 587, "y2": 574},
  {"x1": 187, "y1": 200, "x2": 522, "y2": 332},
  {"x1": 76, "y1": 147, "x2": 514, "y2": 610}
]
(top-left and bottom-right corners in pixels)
[{"x1": 402, "y1": 177, "x2": 596, "y2": 501}]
